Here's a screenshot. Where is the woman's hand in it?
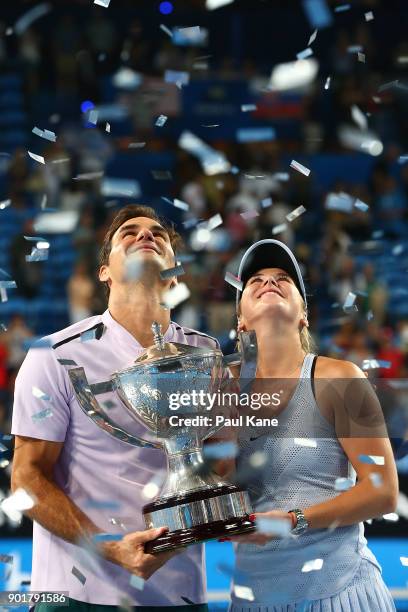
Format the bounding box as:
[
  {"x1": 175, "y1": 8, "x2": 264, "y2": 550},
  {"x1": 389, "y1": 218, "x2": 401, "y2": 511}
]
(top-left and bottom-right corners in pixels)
[{"x1": 219, "y1": 511, "x2": 293, "y2": 546}]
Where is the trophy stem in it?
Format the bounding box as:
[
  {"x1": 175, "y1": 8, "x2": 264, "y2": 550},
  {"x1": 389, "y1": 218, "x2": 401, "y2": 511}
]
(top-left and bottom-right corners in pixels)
[{"x1": 160, "y1": 447, "x2": 220, "y2": 499}]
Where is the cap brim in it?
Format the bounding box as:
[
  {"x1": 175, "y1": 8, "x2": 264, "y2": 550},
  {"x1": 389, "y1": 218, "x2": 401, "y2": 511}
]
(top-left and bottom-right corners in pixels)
[{"x1": 236, "y1": 240, "x2": 307, "y2": 309}]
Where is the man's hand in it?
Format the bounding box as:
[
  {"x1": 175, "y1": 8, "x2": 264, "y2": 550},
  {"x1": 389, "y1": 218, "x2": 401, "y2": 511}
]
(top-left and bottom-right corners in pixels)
[
  {"x1": 102, "y1": 527, "x2": 178, "y2": 579},
  {"x1": 221, "y1": 511, "x2": 292, "y2": 546}
]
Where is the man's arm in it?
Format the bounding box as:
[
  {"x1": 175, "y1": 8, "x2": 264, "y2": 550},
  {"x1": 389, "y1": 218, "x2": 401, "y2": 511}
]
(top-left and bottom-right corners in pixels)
[{"x1": 11, "y1": 435, "x2": 174, "y2": 579}]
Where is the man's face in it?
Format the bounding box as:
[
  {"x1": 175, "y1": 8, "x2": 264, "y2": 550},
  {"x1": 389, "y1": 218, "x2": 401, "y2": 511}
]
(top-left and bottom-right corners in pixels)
[
  {"x1": 239, "y1": 267, "x2": 305, "y2": 328},
  {"x1": 99, "y1": 216, "x2": 176, "y2": 290}
]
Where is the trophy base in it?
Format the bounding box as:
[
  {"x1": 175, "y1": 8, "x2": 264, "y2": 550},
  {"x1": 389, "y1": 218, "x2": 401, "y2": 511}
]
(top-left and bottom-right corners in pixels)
[
  {"x1": 144, "y1": 515, "x2": 255, "y2": 553},
  {"x1": 143, "y1": 484, "x2": 255, "y2": 553}
]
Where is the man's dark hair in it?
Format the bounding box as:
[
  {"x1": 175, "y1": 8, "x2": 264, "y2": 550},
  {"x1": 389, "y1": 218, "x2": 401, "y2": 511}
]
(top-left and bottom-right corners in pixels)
[{"x1": 98, "y1": 204, "x2": 183, "y2": 296}]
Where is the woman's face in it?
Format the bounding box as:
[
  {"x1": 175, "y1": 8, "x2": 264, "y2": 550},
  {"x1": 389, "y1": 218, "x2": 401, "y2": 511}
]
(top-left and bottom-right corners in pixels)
[{"x1": 239, "y1": 267, "x2": 306, "y2": 331}]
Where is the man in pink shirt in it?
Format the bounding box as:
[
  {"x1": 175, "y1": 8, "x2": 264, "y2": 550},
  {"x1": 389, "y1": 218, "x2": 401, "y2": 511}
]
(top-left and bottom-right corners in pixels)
[{"x1": 11, "y1": 205, "x2": 219, "y2": 611}]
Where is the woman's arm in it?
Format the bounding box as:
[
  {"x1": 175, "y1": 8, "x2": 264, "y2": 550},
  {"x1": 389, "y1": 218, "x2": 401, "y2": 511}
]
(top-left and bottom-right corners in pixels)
[{"x1": 303, "y1": 359, "x2": 398, "y2": 528}]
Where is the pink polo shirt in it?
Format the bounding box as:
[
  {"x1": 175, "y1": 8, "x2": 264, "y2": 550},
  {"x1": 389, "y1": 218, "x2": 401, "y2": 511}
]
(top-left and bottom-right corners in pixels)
[{"x1": 12, "y1": 310, "x2": 220, "y2": 606}]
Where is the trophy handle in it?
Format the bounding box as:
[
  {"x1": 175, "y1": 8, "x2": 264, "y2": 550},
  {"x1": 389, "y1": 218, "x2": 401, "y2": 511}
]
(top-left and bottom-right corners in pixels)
[
  {"x1": 68, "y1": 367, "x2": 162, "y2": 450},
  {"x1": 222, "y1": 331, "x2": 257, "y2": 379}
]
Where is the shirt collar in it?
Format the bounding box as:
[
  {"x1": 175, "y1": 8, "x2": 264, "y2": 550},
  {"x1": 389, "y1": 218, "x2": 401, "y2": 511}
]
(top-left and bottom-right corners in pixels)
[{"x1": 101, "y1": 309, "x2": 175, "y2": 348}]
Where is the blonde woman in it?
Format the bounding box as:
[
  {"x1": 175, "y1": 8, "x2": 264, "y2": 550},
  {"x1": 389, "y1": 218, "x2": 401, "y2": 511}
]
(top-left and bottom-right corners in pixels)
[{"x1": 225, "y1": 239, "x2": 398, "y2": 612}]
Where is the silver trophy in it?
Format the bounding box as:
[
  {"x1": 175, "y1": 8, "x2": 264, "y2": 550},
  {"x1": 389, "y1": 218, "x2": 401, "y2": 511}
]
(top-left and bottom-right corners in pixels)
[{"x1": 68, "y1": 322, "x2": 257, "y2": 553}]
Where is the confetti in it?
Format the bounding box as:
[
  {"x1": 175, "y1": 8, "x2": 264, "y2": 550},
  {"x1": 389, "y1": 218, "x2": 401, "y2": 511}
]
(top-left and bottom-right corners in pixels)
[
  {"x1": 102, "y1": 178, "x2": 141, "y2": 198},
  {"x1": 160, "y1": 24, "x2": 173, "y2": 37},
  {"x1": 85, "y1": 500, "x2": 121, "y2": 510},
  {"x1": 271, "y1": 57, "x2": 320, "y2": 90},
  {"x1": 343, "y1": 292, "x2": 357, "y2": 312},
  {"x1": 392, "y1": 244, "x2": 404, "y2": 256},
  {"x1": 294, "y1": 438, "x2": 317, "y2": 448},
  {"x1": 88, "y1": 109, "x2": 98, "y2": 125},
  {"x1": 179, "y1": 131, "x2": 231, "y2": 175},
  {"x1": 32, "y1": 127, "x2": 56, "y2": 142},
  {"x1": 128, "y1": 142, "x2": 146, "y2": 149},
  {"x1": 174, "y1": 26, "x2": 202, "y2": 44},
  {"x1": 206, "y1": 0, "x2": 234, "y2": 8},
  {"x1": 241, "y1": 104, "x2": 257, "y2": 112},
  {"x1": 106, "y1": 123, "x2": 110, "y2": 133},
  {"x1": 324, "y1": 76, "x2": 331, "y2": 90},
  {"x1": 92, "y1": 533, "x2": 122, "y2": 542},
  {"x1": 308, "y1": 30, "x2": 318, "y2": 45},
  {"x1": 151, "y1": 170, "x2": 172, "y2": 180},
  {"x1": 73, "y1": 172, "x2": 104, "y2": 181},
  {"x1": 302, "y1": 558, "x2": 323, "y2": 572},
  {"x1": 28, "y1": 151, "x2": 45, "y2": 164},
  {"x1": 57, "y1": 359, "x2": 78, "y2": 366},
  {"x1": 32, "y1": 408, "x2": 53, "y2": 422},
  {"x1": 163, "y1": 283, "x2": 191, "y2": 309},
  {"x1": 261, "y1": 197, "x2": 273, "y2": 208},
  {"x1": 358, "y1": 454, "x2": 385, "y2": 465},
  {"x1": 351, "y1": 105, "x2": 368, "y2": 130},
  {"x1": 155, "y1": 115, "x2": 168, "y2": 127},
  {"x1": 160, "y1": 265, "x2": 185, "y2": 280},
  {"x1": 272, "y1": 223, "x2": 288, "y2": 235},
  {"x1": 256, "y1": 517, "x2": 291, "y2": 537},
  {"x1": 173, "y1": 198, "x2": 190, "y2": 211},
  {"x1": 358, "y1": 52, "x2": 366, "y2": 63},
  {"x1": 240, "y1": 210, "x2": 259, "y2": 220},
  {"x1": 347, "y1": 46, "x2": 363, "y2": 56},
  {"x1": 51, "y1": 157, "x2": 70, "y2": 164},
  {"x1": 233, "y1": 585, "x2": 255, "y2": 601},
  {"x1": 236, "y1": 127, "x2": 276, "y2": 143},
  {"x1": 354, "y1": 199, "x2": 369, "y2": 212},
  {"x1": 334, "y1": 477, "x2": 354, "y2": 491},
  {"x1": 297, "y1": 48, "x2": 313, "y2": 60},
  {"x1": 0, "y1": 443, "x2": 7, "y2": 453},
  {"x1": 14, "y1": 3, "x2": 51, "y2": 35},
  {"x1": 365, "y1": 11, "x2": 374, "y2": 21},
  {"x1": 225, "y1": 272, "x2": 243, "y2": 292},
  {"x1": 334, "y1": 4, "x2": 350, "y2": 12},
  {"x1": 361, "y1": 360, "x2": 391, "y2": 370},
  {"x1": 286, "y1": 205, "x2": 306, "y2": 222},
  {"x1": 400, "y1": 557, "x2": 408, "y2": 567},
  {"x1": 228, "y1": 329, "x2": 237, "y2": 340},
  {"x1": 1, "y1": 488, "x2": 35, "y2": 523},
  {"x1": 325, "y1": 192, "x2": 354, "y2": 212},
  {"x1": 203, "y1": 442, "x2": 238, "y2": 459},
  {"x1": 369, "y1": 473, "x2": 383, "y2": 488},
  {"x1": 378, "y1": 80, "x2": 399, "y2": 93},
  {"x1": 32, "y1": 386, "x2": 51, "y2": 401},
  {"x1": 290, "y1": 160, "x2": 310, "y2": 176},
  {"x1": 0, "y1": 280, "x2": 17, "y2": 289},
  {"x1": 164, "y1": 70, "x2": 190, "y2": 86},
  {"x1": 71, "y1": 566, "x2": 87, "y2": 585},
  {"x1": 26, "y1": 248, "x2": 47, "y2": 262},
  {"x1": 302, "y1": 0, "x2": 333, "y2": 29},
  {"x1": 124, "y1": 254, "x2": 144, "y2": 281},
  {"x1": 142, "y1": 481, "x2": 161, "y2": 500},
  {"x1": 130, "y1": 574, "x2": 145, "y2": 591},
  {"x1": 383, "y1": 513, "x2": 399, "y2": 522},
  {"x1": 0, "y1": 199, "x2": 11, "y2": 210}
]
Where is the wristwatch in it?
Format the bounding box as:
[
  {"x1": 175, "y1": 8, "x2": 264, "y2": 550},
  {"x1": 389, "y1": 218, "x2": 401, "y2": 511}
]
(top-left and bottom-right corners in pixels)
[{"x1": 288, "y1": 509, "x2": 309, "y2": 535}]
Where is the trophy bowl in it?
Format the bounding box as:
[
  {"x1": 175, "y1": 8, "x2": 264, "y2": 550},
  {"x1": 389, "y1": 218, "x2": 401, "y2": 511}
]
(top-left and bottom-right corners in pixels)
[{"x1": 69, "y1": 322, "x2": 256, "y2": 553}]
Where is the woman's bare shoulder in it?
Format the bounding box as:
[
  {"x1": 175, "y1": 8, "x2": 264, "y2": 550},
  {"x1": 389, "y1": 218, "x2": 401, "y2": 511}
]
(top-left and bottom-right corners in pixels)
[{"x1": 315, "y1": 355, "x2": 366, "y2": 379}]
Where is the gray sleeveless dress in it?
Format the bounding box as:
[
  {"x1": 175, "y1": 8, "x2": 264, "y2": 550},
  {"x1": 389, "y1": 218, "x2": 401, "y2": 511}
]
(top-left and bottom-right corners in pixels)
[{"x1": 229, "y1": 353, "x2": 396, "y2": 612}]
